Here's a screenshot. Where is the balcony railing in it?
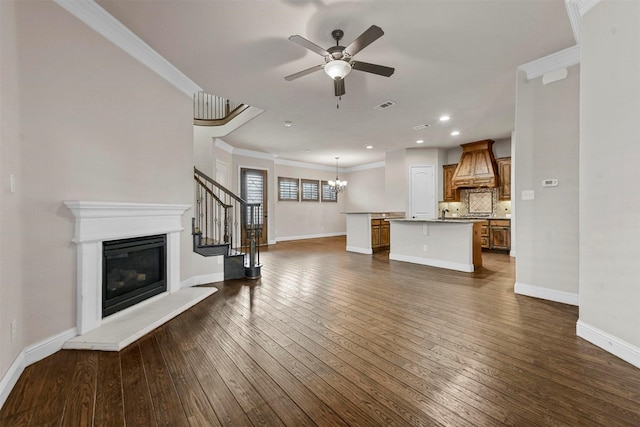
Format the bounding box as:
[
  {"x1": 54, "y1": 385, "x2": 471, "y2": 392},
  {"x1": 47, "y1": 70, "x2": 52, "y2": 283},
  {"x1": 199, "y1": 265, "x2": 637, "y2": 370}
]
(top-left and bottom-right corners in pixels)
[{"x1": 193, "y1": 91, "x2": 248, "y2": 126}]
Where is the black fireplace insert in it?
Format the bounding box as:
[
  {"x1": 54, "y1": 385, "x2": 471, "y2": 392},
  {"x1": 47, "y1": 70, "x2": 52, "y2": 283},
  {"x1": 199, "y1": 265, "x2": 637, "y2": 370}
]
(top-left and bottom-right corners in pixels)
[{"x1": 102, "y1": 234, "x2": 167, "y2": 318}]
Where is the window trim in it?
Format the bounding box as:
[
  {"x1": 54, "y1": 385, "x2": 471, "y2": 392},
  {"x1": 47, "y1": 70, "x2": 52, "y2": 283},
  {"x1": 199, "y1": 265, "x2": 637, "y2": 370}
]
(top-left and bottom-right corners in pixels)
[
  {"x1": 278, "y1": 176, "x2": 299, "y2": 201},
  {"x1": 321, "y1": 180, "x2": 338, "y2": 202},
  {"x1": 301, "y1": 179, "x2": 320, "y2": 202}
]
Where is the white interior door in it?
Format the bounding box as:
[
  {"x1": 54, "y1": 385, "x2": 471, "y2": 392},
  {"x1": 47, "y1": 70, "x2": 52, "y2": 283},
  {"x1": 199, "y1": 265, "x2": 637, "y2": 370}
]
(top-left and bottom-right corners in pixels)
[{"x1": 410, "y1": 165, "x2": 435, "y2": 219}]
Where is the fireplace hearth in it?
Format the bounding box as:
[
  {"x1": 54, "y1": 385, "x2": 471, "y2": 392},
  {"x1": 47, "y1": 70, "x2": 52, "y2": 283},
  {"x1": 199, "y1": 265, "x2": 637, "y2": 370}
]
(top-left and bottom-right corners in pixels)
[{"x1": 103, "y1": 234, "x2": 166, "y2": 317}]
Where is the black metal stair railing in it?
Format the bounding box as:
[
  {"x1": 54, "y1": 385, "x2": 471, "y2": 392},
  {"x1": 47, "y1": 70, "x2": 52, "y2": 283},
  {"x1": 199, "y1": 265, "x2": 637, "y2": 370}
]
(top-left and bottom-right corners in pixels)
[
  {"x1": 193, "y1": 91, "x2": 249, "y2": 127},
  {"x1": 193, "y1": 167, "x2": 262, "y2": 279}
]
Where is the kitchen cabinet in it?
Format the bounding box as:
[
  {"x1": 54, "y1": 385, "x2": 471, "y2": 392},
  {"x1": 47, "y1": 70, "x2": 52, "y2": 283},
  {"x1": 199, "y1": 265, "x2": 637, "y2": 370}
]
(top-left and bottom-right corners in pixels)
[
  {"x1": 480, "y1": 221, "x2": 490, "y2": 248},
  {"x1": 443, "y1": 164, "x2": 461, "y2": 202},
  {"x1": 451, "y1": 140, "x2": 498, "y2": 189},
  {"x1": 480, "y1": 219, "x2": 511, "y2": 251},
  {"x1": 496, "y1": 157, "x2": 511, "y2": 201},
  {"x1": 371, "y1": 219, "x2": 390, "y2": 251},
  {"x1": 489, "y1": 219, "x2": 511, "y2": 250}
]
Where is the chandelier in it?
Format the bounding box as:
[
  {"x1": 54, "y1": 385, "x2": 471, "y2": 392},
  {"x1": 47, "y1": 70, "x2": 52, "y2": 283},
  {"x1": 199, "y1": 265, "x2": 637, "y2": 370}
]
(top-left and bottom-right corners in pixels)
[{"x1": 328, "y1": 157, "x2": 347, "y2": 193}]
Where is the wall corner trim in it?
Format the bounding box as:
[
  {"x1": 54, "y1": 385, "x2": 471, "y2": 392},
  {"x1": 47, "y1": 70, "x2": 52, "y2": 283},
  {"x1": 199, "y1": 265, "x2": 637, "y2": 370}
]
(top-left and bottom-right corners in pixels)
[
  {"x1": 577, "y1": 320, "x2": 640, "y2": 369},
  {"x1": 514, "y1": 281, "x2": 579, "y2": 306}
]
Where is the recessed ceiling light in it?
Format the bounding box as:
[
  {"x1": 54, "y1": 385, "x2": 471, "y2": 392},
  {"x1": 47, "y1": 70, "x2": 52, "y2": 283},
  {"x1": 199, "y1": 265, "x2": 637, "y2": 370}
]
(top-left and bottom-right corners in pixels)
[
  {"x1": 365, "y1": 145, "x2": 373, "y2": 149},
  {"x1": 284, "y1": 121, "x2": 292, "y2": 127},
  {"x1": 451, "y1": 131, "x2": 460, "y2": 136},
  {"x1": 439, "y1": 115, "x2": 450, "y2": 122},
  {"x1": 416, "y1": 140, "x2": 424, "y2": 144}
]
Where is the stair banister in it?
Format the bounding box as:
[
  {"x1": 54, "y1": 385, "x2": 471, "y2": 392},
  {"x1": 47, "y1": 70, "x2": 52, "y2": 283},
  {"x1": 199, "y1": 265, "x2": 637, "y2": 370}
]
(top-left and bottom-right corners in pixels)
[{"x1": 193, "y1": 167, "x2": 262, "y2": 279}]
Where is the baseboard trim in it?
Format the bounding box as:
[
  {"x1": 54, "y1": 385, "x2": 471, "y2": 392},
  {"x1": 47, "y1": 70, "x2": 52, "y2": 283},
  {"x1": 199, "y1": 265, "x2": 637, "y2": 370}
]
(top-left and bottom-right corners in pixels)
[
  {"x1": 577, "y1": 320, "x2": 640, "y2": 369},
  {"x1": 181, "y1": 273, "x2": 224, "y2": 288},
  {"x1": 1, "y1": 272, "x2": 222, "y2": 410},
  {"x1": 389, "y1": 253, "x2": 474, "y2": 273},
  {"x1": 275, "y1": 232, "x2": 346, "y2": 242},
  {"x1": 514, "y1": 282, "x2": 579, "y2": 306},
  {"x1": 0, "y1": 327, "x2": 76, "y2": 409},
  {"x1": 346, "y1": 246, "x2": 373, "y2": 255}
]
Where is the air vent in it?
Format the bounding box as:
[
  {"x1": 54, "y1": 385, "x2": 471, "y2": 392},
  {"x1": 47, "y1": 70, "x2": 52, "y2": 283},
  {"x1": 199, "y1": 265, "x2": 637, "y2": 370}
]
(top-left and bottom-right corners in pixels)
[
  {"x1": 412, "y1": 124, "x2": 431, "y2": 130},
  {"x1": 374, "y1": 100, "x2": 396, "y2": 110}
]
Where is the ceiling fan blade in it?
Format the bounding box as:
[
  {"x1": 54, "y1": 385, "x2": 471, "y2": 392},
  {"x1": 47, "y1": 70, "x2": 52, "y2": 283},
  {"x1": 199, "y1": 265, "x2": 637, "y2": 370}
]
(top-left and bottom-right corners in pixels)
[
  {"x1": 344, "y1": 25, "x2": 384, "y2": 56},
  {"x1": 351, "y1": 61, "x2": 395, "y2": 77},
  {"x1": 284, "y1": 64, "x2": 324, "y2": 81},
  {"x1": 288, "y1": 35, "x2": 330, "y2": 56},
  {"x1": 334, "y1": 78, "x2": 345, "y2": 97}
]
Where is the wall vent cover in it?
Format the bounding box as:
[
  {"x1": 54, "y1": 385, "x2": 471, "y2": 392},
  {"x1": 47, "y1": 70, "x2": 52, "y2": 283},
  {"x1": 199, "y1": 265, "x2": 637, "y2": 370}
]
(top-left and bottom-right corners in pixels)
[
  {"x1": 374, "y1": 100, "x2": 396, "y2": 110},
  {"x1": 412, "y1": 124, "x2": 431, "y2": 130}
]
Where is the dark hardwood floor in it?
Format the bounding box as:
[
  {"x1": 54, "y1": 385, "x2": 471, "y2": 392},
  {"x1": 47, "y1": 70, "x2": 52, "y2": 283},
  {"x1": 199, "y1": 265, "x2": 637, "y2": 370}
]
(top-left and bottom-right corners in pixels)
[{"x1": 2, "y1": 236, "x2": 640, "y2": 426}]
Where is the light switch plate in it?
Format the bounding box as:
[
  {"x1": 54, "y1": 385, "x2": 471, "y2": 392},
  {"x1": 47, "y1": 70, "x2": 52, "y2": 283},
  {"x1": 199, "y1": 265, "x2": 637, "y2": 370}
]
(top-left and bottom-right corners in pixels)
[{"x1": 521, "y1": 190, "x2": 535, "y2": 200}]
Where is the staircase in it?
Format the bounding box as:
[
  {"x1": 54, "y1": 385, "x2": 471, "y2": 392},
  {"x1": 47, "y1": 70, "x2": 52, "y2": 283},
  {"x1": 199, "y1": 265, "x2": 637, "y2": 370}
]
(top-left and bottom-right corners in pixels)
[{"x1": 193, "y1": 167, "x2": 262, "y2": 280}]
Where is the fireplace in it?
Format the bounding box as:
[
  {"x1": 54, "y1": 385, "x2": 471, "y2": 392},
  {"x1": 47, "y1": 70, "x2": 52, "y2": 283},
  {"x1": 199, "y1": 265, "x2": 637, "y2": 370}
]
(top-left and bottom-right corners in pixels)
[
  {"x1": 103, "y1": 234, "x2": 167, "y2": 317},
  {"x1": 64, "y1": 201, "x2": 191, "y2": 335}
]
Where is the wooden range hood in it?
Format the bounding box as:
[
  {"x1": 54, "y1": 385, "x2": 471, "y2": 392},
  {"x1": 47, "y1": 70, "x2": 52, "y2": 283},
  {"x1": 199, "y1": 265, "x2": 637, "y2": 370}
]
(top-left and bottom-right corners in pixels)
[{"x1": 451, "y1": 139, "x2": 499, "y2": 189}]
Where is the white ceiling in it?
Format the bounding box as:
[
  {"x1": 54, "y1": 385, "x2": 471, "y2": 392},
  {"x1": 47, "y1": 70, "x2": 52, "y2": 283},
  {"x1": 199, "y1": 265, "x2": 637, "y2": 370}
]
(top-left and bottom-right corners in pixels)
[{"x1": 97, "y1": 0, "x2": 576, "y2": 168}]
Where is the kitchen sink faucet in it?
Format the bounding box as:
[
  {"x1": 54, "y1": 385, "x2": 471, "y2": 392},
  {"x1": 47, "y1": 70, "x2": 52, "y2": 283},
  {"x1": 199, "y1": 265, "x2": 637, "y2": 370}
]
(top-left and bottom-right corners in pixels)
[{"x1": 441, "y1": 208, "x2": 449, "y2": 220}]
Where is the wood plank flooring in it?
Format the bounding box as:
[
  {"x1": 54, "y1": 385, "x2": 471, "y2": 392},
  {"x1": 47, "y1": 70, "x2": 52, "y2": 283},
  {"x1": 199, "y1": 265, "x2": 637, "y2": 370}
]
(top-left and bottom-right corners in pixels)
[{"x1": 2, "y1": 236, "x2": 640, "y2": 426}]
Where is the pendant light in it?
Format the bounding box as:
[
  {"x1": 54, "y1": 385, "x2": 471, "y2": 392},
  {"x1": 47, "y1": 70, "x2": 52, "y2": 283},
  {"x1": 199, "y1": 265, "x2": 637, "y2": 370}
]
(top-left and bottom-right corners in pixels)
[{"x1": 328, "y1": 157, "x2": 347, "y2": 193}]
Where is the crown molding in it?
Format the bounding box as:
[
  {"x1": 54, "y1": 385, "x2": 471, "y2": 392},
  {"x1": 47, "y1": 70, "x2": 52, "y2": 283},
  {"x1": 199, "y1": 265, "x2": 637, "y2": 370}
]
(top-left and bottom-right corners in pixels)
[
  {"x1": 564, "y1": 0, "x2": 582, "y2": 44},
  {"x1": 275, "y1": 158, "x2": 336, "y2": 172},
  {"x1": 344, "y1": 161, "x2": 386, "y2": 173},
  {"x1": 518, "y1": 44, "x2": 580, "y2": 80},
  {"x1": 233, "y1": 148, "x2": 276, "y2": 161},
  {"x1": 54, "y1": 0, "x2": 201, "y2": 97},
  {"x1": 214, "y1": 138, "x2": 234, "y2": 154},
  {"x1": 572, "y1": 0, "x2": 602, "y2": 16}
]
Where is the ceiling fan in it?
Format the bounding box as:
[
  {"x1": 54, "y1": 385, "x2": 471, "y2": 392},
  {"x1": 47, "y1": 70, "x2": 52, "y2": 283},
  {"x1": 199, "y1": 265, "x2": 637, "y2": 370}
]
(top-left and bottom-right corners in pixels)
[{"x1": 284, "y1": 25, "x2": 395, "y2": 98}]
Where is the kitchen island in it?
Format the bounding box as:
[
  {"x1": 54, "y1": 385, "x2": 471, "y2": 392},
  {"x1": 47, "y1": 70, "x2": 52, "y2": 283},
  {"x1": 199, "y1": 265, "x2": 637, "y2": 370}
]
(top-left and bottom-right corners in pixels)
[
  {"x1": 344, "y1": 212, "x2": 404, "y2": 254},
  {"x1": 387, "y1": 218, "x2": 484, "y2": 272}
]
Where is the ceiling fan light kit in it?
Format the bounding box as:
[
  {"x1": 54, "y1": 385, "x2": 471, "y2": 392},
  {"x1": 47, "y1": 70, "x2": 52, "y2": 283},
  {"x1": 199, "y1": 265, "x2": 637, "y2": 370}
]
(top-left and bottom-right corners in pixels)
[
  {"x1": 285, "y1": 25, "x2": 395, "y2": 99},
  {"x1": 324, "y1": 60, "x2": 352, "y2": 80}
]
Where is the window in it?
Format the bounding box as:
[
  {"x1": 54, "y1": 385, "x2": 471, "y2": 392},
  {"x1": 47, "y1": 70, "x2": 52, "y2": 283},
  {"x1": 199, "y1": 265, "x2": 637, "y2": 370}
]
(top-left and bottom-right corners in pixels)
[
  {"x1": 301, "y1": 179, "x2": 319, "y2": 202},
  {"x1": 278, "y1": 177, "x2": 299, "y2": 201},
  {"x1": 321, "y1": 181, "x2": 337, "y2": 202}
]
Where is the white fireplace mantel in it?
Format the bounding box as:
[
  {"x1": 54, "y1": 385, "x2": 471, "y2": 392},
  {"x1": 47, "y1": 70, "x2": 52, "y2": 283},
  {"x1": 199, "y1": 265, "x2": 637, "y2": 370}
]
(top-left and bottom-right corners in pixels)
[{"x1": 64, "y1": 201, "x2": 191, "y2": 335}]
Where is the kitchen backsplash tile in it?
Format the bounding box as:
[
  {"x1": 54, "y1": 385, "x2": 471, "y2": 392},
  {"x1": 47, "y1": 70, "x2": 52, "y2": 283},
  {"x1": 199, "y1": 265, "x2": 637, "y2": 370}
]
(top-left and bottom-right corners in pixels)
[{"x1": 439, "y1": 188, "x2": 511, "y2": 218}]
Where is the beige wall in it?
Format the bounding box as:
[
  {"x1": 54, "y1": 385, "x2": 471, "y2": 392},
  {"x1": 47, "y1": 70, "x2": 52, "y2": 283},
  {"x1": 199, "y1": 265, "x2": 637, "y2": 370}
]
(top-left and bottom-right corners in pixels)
[
  {"x1": 579, "y1": 1, "x2": 640, "y2": 349},
  {"x1": 0, "y1": 0, "x2": 221, "y2": 382},
  {"x1": 513, "y1": 64, "x2": 580, "y2": 300},
  {"x1": 0, "y1": 0, "x2": 25, "y2": 377},
  {"x1": 274, "y1": 163, "x2": 345, "y2": 240},
  {"x1": 343, "y1": 165, "x2": 386, "y2": 212},
  {"x1": 384, "y1": 149, "x2": 407, "y2": 211}
]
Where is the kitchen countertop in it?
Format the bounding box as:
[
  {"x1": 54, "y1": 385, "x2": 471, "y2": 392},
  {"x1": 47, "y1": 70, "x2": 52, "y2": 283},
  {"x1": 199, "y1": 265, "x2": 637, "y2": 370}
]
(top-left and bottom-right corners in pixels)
[{"x1": 388, "y1": 218, "x2": 486, "y2": 223}]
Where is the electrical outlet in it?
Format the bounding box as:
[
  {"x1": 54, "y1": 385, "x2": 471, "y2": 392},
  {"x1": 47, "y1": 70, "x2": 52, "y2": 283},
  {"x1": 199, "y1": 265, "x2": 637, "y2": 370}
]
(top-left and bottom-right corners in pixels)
[
  {"x1": 10, "y1": 174, "x2": 16, "y2": 193},
  {"x1": 11, "y1": 319, "x2": 16, "y2": 342},
  {"x1": 423, "y1": 245, "x2": 428, "y2": 252}
]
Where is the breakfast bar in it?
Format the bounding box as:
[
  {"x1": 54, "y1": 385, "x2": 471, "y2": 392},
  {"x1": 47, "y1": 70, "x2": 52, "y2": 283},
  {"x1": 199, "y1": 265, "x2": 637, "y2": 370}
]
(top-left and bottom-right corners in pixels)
[{"x1": 387, "y1": 218, "x2": 484, "y2": 272}]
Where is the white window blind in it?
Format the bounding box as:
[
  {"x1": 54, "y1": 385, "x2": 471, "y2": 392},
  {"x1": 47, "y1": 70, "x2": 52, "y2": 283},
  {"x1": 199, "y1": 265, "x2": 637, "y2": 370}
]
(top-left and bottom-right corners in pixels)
[
  {"x1": 301, "y1": 179, "x2": 319, "y2": 202},
  {"x1": 321, "y1": 181, "x2": 337, "y2": 202},
  {"x1": 278, "y1": 177, "x2": 299, "y2": 201},
  {"x1": 242, "y1": 169, "x2": 264, "y2": 226}
]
